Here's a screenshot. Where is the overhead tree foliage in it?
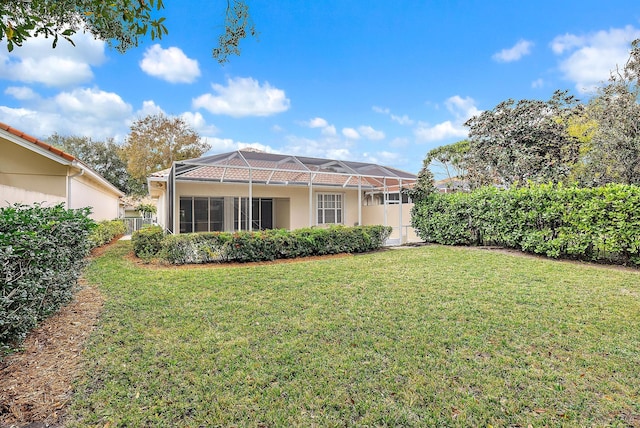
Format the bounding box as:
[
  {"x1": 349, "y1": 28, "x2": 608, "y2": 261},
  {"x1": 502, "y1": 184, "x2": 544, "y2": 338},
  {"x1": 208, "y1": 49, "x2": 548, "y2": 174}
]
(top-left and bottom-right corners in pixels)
[
  {"x1": 1, "y1": 0, "x2": 256, "y2": 64},
  {"x1": 121, "y1": 113, "x2": 211, "y2": 182},
  {"x1": 464, "y1": 90, "x2": 582, "y2": 188},
  {"x1": 48, "y1": 134, "x2": 146, "y2": 195}
]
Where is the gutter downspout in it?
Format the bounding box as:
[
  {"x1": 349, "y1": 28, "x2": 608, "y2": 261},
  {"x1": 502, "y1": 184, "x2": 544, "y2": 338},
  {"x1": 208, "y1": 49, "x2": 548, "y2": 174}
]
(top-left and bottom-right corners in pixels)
[{"x1": 67, "y1": 162, "x2": 84, "y2": 208}]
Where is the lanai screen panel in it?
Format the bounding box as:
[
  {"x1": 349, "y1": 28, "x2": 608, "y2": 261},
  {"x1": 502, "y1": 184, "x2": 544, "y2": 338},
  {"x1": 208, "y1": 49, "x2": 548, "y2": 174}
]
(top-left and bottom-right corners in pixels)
[{"x1": 172, "y1": 150, "x2": 416, "y2": 191}]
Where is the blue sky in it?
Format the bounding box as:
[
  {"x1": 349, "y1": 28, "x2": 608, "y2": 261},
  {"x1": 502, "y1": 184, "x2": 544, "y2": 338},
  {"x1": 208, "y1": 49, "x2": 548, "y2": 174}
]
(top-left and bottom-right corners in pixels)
[{"x1": 1, "y1": 1, "x2": 640, "y2": 177}]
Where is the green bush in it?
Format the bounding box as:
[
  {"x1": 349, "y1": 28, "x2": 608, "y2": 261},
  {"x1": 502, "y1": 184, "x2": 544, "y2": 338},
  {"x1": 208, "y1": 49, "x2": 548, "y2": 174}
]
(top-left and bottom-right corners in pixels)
[
  {"x1": 0, "y1": 203, "x2": 94, "y2": 354},
  {"x1": 162, "y1": 232, "x2": 230, "y2": 264},
  {"x1": 89, "y1": 219, "x2": 126, "y2": 248},
  {"x1": 132, "y1": 225, "x2": 164, "y2": 259},
  {"x1": 158, "y1": 225, "x2": 392, "y2": 265},
  {"x1": 411, "y1": 183, "x2": 640, "y2": 265}
]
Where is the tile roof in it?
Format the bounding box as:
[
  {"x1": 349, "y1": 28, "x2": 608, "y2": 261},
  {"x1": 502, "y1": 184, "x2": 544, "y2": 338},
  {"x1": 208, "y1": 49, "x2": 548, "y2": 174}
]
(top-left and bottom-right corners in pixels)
[
  {"x1": 0, "y1": 121, "x2": 76, "y2": 162},
  {"x1": 160, "y1": 150, "x2": 417, "y2": 191}
]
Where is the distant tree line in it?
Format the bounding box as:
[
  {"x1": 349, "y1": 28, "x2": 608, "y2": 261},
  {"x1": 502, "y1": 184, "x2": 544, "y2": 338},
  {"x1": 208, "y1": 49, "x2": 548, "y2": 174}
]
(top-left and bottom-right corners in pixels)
[
  {"x1": 413, "y1": 39, "x2": 640, "y2": 197},
  {"x1": 49, "y1": 113, "x2": 211, "y2": 196}
]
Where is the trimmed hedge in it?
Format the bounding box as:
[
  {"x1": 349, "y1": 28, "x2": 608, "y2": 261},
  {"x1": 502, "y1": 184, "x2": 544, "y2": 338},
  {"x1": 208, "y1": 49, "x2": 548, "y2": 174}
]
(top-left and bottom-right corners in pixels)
[
  {"x1": 131, "y1": 225, "x2": 164, "y2": 259},
  {"x1": 89, "y1": 219, "x2": 127, "y2": 248},
  {"x1": 0, "y1": 203, "x2": 95, "y2": 354},
  {"x1": 146, "y1": 225, "x2": 392, "y2": 265},
  {"x1": 411, "y1": 183, "x2": 640, "y2": 265}
]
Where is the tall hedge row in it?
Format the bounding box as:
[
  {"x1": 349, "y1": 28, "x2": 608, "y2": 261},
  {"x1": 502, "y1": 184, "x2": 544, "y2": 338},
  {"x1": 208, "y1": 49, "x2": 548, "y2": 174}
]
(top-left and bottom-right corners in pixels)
[
  {"x1": 412, "y1": 183, "x2": 640, "y2": 265},
  {"x1": 133, "y1": 225, "x2": 393, "y2": 265},
  {"x1": 0, "y1": 204, "x2": 95, "y2": 353}
]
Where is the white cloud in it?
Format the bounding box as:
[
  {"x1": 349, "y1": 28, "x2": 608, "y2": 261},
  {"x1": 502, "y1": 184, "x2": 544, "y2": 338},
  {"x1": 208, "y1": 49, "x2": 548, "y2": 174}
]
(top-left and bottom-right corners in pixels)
[
  {"x1": 492, "y1": 39, "x2": 534, "y2": 62},
  {"x1": 361, "y1": 151, "x2": 408, "y2": 167},
  {"x1": 0, "y1": 32, "x2": 105, "y2": 87},
  {"x1": 358, "y1": 125, "x2": 385, "y2": 140},
  {"x1": 202, "y1": 138, "x2": 275, "y2": 155},
  {"x1": 181, "y1": 111, "x2": 219, "y2": 136},
  {"x1": 391, "y1": 114, "x2": 414, "y2": 125},
  {"x1": 5, "y1": 86, "x2": 39, "y2": 101},
  {"x1": 55, "y1": 88, "x2": 131, "y2": 120},
  {"x1": 139, "y1": 44, "x2": 200, "y2": 84},
  {"x1": 134, "y1": 100, "x2": 165, "y2": 118},
  {"x1": 193, "y1": 77, "x2": 290, "y2": 117},
  {"x1": 414, "y1": 121, "x2": 468, "y2": 142},
  {"x1": 342, "y1": 127, "x2": 360, "y2": 139},
  {"x1": 445, "y1": 95, "x2": 481, "y2": 121},
  {"x1": 302, "y1": 117, "x2": 336, "y2": 136},
  {"x1": 284, "y1": 135, "x2": 354, "y2": 160},
  {"x1": 306, "y1": 117, "x2": 329, "y2": 128},
  {"x1": 551, "y1": 26, "x2": 640, "y2": 93},
  {"x1": 531, "y1": 78, "x2": 544, "y2": 89},
  {"x1": 0, "y1": 87, "x2": 132, "y2": 140},
  {"x1": 373, "y1": 105, "x2": 415, "y2": 126},
  {"x1": 321, "y1": 125, "x2": 337, "y2": 136}
]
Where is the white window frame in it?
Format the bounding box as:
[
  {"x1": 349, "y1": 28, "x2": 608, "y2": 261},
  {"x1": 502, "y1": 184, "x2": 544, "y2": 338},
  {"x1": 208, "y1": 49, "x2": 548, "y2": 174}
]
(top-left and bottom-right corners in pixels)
[{"x1": 316, "y1": 193, "x2": 344, "y2": 225}]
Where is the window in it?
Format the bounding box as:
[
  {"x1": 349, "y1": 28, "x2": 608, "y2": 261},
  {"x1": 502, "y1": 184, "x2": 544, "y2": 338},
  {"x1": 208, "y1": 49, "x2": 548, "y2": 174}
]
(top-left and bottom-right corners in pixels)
[
  {"x1": 385, "y1": 192, "x2": 410, "y2": 204},
  {"x1": 234, "y1": 198, "x2": 273, "y2": 230},
  {"x1": 317, "y1": 193, "x2": 343, "y2": 225},
  {"x1": 179, "y1": 197, "x2": 224, "y2": 233}
]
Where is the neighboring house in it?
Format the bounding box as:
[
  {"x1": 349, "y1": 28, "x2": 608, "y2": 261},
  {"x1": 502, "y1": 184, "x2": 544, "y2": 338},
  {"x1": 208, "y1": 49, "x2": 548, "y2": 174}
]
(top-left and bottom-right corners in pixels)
[
  {"x1": 435, "y1": 176, "x2": 470, "y2": 193},
  {"x1": 148, "y1": 149, "x2": 422, "y2": 244},
  {"x1": 0, "y1": 122, "x2": 124, "y2": 221}
]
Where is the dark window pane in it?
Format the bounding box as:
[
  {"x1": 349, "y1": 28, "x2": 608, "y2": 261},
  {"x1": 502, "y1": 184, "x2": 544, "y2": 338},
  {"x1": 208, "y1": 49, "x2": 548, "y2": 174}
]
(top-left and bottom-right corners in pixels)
[
  {"x1": 210, "y1": 198, "x2": 224, "y2": 231},
  {"x1": 194, "y1": 197, "x2": 209, "y2": 232},
  {"x1": 179, "y1": 197, "x2": 193, "y2": 233}
]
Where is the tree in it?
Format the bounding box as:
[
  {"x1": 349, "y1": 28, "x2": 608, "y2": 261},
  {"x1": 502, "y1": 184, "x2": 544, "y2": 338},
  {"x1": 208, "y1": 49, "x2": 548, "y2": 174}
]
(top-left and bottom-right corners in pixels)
[
  {"x1": 1, "y1": 0, "x2": 256, "y2": 64},
  {"x1": 408, "y1": 157, "x2": 436, "y2": 203},
  {"x1": 580, "y1": 39, "x2": 640, "y2": 186},
  {"x1": 48, "y1": 134, "x2": 146, "y2": 195},
  {"x1": 121, "y1": 113, "x2": 211, "y2": 182},
  {"x1": 424, "y1": 140, "x2": 470, "y2": 182},
  {"x1": 464, "y1": 91, "x2": 582, "y2": 188}
]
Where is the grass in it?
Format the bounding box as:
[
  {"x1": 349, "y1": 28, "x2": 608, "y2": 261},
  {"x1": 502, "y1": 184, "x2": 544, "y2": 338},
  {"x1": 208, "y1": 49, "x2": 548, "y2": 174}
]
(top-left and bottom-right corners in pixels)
[{"x1": 68, "y1": 242, "x2": 640, "y2": 427}]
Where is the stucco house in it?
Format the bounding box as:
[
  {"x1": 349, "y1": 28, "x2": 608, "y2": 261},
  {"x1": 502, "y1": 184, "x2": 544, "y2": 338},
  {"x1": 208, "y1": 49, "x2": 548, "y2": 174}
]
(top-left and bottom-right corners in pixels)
[
  {"x1": 0, "y1": 122, "x2": 124, "y2": 220},
  {"x1": 148, "y1": 149, "x2": 421, "y2": 244}
]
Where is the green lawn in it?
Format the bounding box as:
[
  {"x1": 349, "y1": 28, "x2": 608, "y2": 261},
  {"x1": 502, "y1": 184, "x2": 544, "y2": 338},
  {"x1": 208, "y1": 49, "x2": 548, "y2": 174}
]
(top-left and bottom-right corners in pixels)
[{"x1": 68, "y1": 242, "x2": 640, "y2": 427}]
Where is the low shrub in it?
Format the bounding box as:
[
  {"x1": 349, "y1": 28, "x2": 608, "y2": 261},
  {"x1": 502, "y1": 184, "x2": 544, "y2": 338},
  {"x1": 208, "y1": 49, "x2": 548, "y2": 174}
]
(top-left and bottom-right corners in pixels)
[
  {"x1": 89, "y1": 219, "x2": 126, "y2": 247},
  {"x1": 0, "y1": 203, "x2": 94, "y2": 354},
  {"x1": 162, "y1": 232, "x2": 230, "y2": 264},
  {"x1": 158, "y1": 225, "x2": 392, "y2": 264},
  {"x1": 411, "y1": 183, "x2": 640, "y2": 265},
  {"x1": 132, "y1": 225, "x2": 164, "y2": 259}
]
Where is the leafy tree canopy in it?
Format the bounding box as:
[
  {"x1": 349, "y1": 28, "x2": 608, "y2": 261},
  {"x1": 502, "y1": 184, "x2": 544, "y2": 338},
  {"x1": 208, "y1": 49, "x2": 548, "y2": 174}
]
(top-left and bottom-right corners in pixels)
[
  {"x1": 1, "y1": 0, "x2": 256, "y2": 64},
  {"x1": 582, "y1": 39, "x2": 640, "y2": 186},
  {"x1": 121, "y1": 113, "x2": 211, "y2": 182},
  {"x1": 425, "y1": 140, "x2": 469, "y2": 182},
  {"x1": 464, "y1": 90, "x2": 582, "y2": 188},
  {"x1": 48, "y1": 134, "x2": 146, "y2": 195}
]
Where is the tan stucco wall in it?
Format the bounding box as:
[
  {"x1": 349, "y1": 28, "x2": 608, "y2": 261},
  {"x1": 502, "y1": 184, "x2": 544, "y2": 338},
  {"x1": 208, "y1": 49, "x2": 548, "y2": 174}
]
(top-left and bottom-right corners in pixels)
[
  {"x1": 69, "y1": 174, "x2": 121, "y2": 220},
  {"x1": 168, "y1": 181, "x2": 366, "y2": 233},
  {"x1": 0, "y1": 137, "x2": 68, "y2": 201},
  {"x1": 362, "y1": 203, "x2": 421, "y2": 243},
  {"x1": 0, "y1": 184, "x2": 66, "y2": 207}
]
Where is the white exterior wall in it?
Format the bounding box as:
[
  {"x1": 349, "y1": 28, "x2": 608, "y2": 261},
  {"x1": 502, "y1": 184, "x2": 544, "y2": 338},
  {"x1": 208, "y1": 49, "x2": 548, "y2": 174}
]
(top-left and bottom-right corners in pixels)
[{"x1": 69, "y1": 174, "x2": 121, "y2": 221}]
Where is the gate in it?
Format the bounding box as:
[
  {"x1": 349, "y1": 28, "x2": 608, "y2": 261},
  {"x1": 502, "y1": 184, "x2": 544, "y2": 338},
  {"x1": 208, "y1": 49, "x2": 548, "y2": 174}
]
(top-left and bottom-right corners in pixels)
[{"x1": 122, "y1": 217, "x2": 154, "y2": 234}]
